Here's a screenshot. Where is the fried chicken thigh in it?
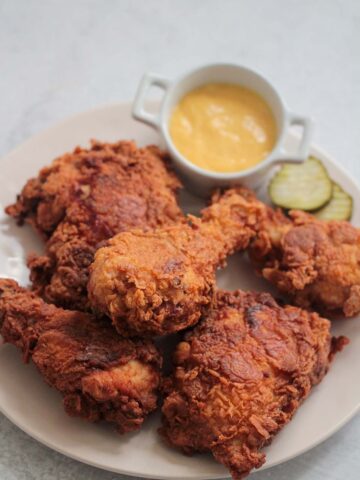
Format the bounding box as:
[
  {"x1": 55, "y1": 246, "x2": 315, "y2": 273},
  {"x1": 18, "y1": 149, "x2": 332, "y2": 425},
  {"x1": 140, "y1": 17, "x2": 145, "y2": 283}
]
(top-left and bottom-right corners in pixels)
[
  {"x1": 88, "y1": 188, "x2": 267, "y2": 337},
  {"x1": 160, "y1": 290, "x2": 347, "y2": 479},
  {"x1": 250, "y1": 209, "x2": 360, "y2": 317},
  {"x1": 6, "y1": 141, "x2": 183, "y2": 310},
  {"x1": 0, "y1": 279, "x2": 161, "y2": 433}
]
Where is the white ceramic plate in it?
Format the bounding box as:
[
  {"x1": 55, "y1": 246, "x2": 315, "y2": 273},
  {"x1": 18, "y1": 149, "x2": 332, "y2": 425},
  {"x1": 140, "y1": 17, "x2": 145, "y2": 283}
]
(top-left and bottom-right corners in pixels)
[{"x1": 0, "y1": 103, "x2": 359, "y2": 480}]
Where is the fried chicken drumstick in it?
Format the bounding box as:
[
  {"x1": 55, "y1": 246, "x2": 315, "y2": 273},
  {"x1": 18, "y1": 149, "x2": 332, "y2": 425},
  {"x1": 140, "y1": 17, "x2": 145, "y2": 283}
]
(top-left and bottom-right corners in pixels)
[
  {"x1": 161, "y1": 290, "x2": 348, "y2": 479},
  {"x1": 88, "y1": 188, "x2": 267, "y2": 337},
  {"x1": 0, "y1": 279, "x2": 161, "y2": 434},
  {"x1": 6, "y1": 140, "x2": 183, "y2": 310},
  {"x1": 250, "y1": 208, "x2": 360, "y2": 317}
]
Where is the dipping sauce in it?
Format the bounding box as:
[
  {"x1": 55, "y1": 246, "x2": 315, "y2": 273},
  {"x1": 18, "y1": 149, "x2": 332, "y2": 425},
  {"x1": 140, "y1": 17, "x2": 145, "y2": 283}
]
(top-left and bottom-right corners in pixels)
[{"x1": 169, "y1": 83, "x2": 277, "y2": 173}]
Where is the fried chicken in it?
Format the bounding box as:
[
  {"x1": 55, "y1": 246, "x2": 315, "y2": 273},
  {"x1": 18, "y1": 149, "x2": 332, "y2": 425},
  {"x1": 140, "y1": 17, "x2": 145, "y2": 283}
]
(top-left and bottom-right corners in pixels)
[
  {"x1": 0, "y1": 279, "x2": 161, "y2": 434},
  {"x1": 88, "y1": 188, "x2": 267, "y2": 337},
  {"x1": 6, "y1": 140, "x2": 183, "y2": 310},
  {"x1": 160, "y1": 289, "x2": 348, "y2": 479},
  {"x1": 250, "y1": 208, "x2": 360, "y2": 317}
]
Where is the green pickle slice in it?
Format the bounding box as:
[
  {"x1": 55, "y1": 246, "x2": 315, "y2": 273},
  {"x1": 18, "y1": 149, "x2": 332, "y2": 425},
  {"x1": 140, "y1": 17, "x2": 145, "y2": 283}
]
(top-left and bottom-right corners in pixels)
[
  {"x1": 314, "y1": 182, "x2": 353, "y2": 221},
  {"x1": 269, "y1": 157, "x2": 332, "y2": 210}
]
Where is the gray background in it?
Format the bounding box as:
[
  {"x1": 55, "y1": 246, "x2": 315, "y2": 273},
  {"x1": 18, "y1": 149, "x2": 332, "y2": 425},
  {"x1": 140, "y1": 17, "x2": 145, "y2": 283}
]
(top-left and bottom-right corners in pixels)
[{"x1": 1, "y1": 1, "x2": 359, "y2": 479}]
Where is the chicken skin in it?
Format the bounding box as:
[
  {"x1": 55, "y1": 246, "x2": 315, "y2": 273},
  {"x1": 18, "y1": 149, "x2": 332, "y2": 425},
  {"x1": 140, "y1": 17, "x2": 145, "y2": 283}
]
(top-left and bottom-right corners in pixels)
[
  {"x1": 88, "y1": 188, "x2": 267, "y2": 337},
  {"x1": 160, "y1": 290, "x2": 348, "y2": 479},
  {"x1": 0, "y1": 279, "x2": 161, "y2": 434},
  {"x1": 250, "y1": 208, "x2": 360, "y2": 317},
  {"x1": 6, "y1": 140, "x2": 183, "y2": 310}
]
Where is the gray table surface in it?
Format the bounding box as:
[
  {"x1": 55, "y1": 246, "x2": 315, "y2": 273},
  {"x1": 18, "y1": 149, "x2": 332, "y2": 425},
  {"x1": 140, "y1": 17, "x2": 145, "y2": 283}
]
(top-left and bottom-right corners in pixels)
[{"x1": 1, "y1": 1, "x2": 359, "y2": 479}]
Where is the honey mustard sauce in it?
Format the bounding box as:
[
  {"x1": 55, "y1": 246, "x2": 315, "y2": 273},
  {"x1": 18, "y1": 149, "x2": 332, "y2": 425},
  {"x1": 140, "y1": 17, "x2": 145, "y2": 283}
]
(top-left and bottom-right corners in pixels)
[{"x1": 169, "y1": 83, "x2": 277, "y2": 173}]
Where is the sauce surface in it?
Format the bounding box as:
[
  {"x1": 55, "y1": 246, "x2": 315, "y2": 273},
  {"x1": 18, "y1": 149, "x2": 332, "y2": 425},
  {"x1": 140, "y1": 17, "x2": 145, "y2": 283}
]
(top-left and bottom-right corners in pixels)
[{"x1": 169, "y1": 83, "x2": 277, "y2": 173}]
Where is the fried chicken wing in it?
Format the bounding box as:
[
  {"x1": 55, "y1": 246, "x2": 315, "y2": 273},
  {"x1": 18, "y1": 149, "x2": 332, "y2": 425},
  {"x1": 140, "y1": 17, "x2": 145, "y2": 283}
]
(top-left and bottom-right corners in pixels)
[
  {"x1": 250, "y1": 209, "x2": 360, "y2": 317},
  {"x1": 160, "y1": 290, "x2": 347, "y2": 479},
  {"x1": 6, "y1": 140, "x2": 183, "y2": 310},
  {"x1": 88, "y1": 188, "x2": 267, "y2": 337},
  {"x1": 0, "y1": 279, "x2": 161, "y2": 433}
]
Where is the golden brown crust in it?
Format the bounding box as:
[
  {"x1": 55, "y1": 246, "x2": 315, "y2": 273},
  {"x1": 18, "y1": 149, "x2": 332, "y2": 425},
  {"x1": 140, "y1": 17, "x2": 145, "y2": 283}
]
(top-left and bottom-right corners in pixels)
[
  {"x1": 250, "y1": 209, "x2": 360, "y2": 317},
  {"x1": 0, "y1": 279, "x2": 161, "y2": 434},
  {"x1": 6, "y1": 140, "x2": 183, "y2": 310},
  {"x1": 88, "y1": 187, "x2": 267, "y2": 337},
  {"x1": 160, "y1": 289, "x2": 347, "y2": 479}
]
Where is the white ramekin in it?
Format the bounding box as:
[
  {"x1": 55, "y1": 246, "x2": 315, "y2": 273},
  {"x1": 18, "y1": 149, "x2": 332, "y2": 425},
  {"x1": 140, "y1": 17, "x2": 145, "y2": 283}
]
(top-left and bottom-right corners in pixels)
[{"x1": 132, "y1": 63, "x2": 313, "y2": 196}]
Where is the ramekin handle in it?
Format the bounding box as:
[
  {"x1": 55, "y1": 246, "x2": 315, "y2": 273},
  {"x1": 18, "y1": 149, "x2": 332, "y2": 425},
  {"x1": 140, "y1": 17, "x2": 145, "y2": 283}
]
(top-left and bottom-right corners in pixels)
[
  {"x1": 271, "y1": 112, "x2": 314, "y2": 164},
  {"x1": 132, "y1": 72, "x2": 172, "y2": 129}
]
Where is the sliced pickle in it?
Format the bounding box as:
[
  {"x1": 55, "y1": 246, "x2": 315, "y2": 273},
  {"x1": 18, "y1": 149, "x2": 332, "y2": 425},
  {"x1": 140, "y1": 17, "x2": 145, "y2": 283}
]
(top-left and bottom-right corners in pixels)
[
  {"x1": 269, "y1": 157, "x2": 332, "y2": 211},
  {"x1": 314, "y1": 182, "x2": 353, "y2": 221}
]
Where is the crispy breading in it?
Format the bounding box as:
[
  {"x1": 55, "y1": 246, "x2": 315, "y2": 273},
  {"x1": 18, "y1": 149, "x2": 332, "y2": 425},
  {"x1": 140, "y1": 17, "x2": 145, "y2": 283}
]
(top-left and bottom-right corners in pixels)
[
  {"x1": 250, "y1": 209, "x2": 360, "y2": 317},
  {"x1": 6, "y1": 140, "x2": 183, "y2": 310},
  {"x1": 88, "y1": 188, "x2": 267, "y2": 337},
  {"x1": 0, "y1": 279, "x2": 161, "y2": 434},
  {"x1": 160, "y1": 290, "x2": 347, "y2": 479}
]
